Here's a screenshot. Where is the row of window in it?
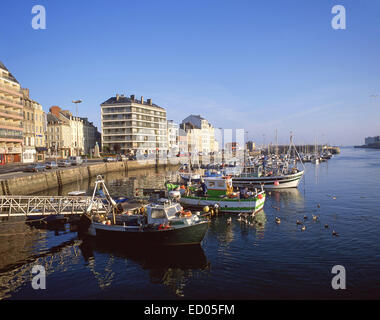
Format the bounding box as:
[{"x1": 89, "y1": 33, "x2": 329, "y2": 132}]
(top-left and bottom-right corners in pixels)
[
  {"x1": 24, "y1": 137, "x2": 44, "y2": 147},
  {"x1": 23, "y1": 111, "x2": 45, "y2": 122},
  {"x1": 103, "y1": 142, "x2": 167, "y2": 148},
  {"x1": 103, "y1": 114, "x2": 166, "y2": 123},
  {"x1": 25, "y1": 125, "x2": 44, "y2": 134},
  {"x1": 104, "y1": 135, "x2": 167, "y2": 142},
  {"x1": 0, "y1": 128, "x2": 23, "y2": 139},
  {"x1": 102, "y1": 106, "x2": 166, "y2": 117},
  {"x1": 103, "y1": 121, "x2": 166, "y2": 129}
]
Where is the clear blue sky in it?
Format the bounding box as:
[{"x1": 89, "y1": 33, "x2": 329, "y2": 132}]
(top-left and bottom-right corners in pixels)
[{"x1": 2, "y1": 0, "x2": 380, "y2": 146}]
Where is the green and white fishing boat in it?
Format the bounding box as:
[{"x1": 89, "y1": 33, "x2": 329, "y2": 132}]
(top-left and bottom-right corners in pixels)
[{"x1": 178, "y1": 176, "x2": 266, "y2": 214}]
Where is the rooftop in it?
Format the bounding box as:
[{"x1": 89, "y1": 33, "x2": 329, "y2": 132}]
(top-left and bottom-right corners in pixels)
[
  {"x1": 101, "y1": 95, "x2": 165, "y2": 110},
  {"x1": 0, "y1": 61, "x2": 20, "y2": 84}
]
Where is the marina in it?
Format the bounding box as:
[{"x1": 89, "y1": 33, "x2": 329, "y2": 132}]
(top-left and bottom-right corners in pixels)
[
  {"x1": 1, "y1": 147, "x2": 380, "y2": 299},
  {"x1": 1, "y1": 1, "x2": 379, "y2": 305}
]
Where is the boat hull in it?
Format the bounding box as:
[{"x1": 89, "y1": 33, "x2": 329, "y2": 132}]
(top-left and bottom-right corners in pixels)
[
  {"x1": 232, "y1": 170, "x2": 304, "y2": 189},
  {"x1": 88, "y1": 221, "x2": 210, "y2": 246},
  {"x1": 180, "y1": 195, "x2": 266, "y2": 214}
]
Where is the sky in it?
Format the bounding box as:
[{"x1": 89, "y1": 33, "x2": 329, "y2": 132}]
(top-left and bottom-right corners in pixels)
[{"x1": 1, "y1": 0, "x2": 380, "y2": 146}]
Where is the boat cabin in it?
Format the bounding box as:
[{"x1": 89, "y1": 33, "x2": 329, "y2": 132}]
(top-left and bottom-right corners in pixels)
[
  {"x1": 145, "y1": 200, "x2": 200, "y2": 227},
  {"x1": 203, "y1": 177, "x2": 233, "y2": 197}
]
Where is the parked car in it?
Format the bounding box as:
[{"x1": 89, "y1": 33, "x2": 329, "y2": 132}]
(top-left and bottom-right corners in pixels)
[
  {"x1": 45, "y1": 161, "x2": 58, "y2": 169},
  {"x1": 58, "y1": 160, "x2": 72, "y2": 167},
  {"x1": 24, "y1": 163, "x2": 46, "y2": 172},
  {"x1": 68, "y1": 156, "x2": 83, "y2": 166},
  {"x1": 103, "y1": 157, "x2": 116, "y2": 162}
]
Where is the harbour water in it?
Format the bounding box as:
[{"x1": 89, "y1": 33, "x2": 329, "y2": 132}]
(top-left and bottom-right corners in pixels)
[{"x1": 0, "y1": 147, "x2": 379, "y2": 299}]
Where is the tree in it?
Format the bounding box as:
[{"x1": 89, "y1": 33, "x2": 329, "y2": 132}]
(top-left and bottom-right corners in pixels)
[{"x1": 113, "y1": 144, "x2": 121, "y2": 154}]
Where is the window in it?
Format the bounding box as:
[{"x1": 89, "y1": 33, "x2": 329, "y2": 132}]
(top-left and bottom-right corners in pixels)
[
  {"x1": 151, "y1": 209, "x2": 166, "y2": 219},
  {"x1": 166, "y1": 205, "x2": 180, "y2": 218},
  {"x1": 217, "y1": 181, "x2": 225, "y2": 188}
]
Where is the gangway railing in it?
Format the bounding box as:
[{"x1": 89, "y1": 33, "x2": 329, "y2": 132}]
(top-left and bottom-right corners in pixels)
[{"x1": 0, "y1": 195, "x2": 111, "y2": 217}]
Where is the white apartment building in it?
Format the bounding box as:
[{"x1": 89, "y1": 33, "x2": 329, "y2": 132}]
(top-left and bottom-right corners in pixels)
[
  {"x1": 167, "y1": 120, "x2": 179, "y2": 155},
  {"x1": 101, "y1": 94, "x2": 168, "y2": 156},
  {"x1": 180, "y1": 115, "x2": 218, "y2": 154}
]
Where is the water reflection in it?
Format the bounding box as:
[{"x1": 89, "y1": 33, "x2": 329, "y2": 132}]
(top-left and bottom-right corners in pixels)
[
  {"x1": 79, "y1": 237, "x2": 210, "y2": 297},
  {"x1": 209, "y1": 210, "x2": 267, "y2": 245},
  {"x1": 269, "y1": 188, "x2": 304, "y2": 206},
  {"x1": 0, "y1": 237, "x2": 80, "y2": 299}
]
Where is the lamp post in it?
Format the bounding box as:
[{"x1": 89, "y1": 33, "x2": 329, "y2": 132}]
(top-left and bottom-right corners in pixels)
[{"x1": 72, "y1": 100, "x2": 82, "y2": 156}]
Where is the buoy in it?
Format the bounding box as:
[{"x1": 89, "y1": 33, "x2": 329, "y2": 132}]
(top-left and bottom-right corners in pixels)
[
  {"x1": 203, "y1": 206, "x2": 210, "y2": 213},
  {"x1": 274, "y1": 181, "x2": 280, "y2": 186}
]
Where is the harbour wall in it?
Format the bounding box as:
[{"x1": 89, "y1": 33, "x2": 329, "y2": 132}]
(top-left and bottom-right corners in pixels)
[{"x1": 0, "y1": 159, "x2": 180, "y2": 196}]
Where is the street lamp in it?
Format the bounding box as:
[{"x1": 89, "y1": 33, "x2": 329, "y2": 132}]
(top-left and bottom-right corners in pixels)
[{"x1": 72, "y1": 100, "x2": 82, "y2": 156}]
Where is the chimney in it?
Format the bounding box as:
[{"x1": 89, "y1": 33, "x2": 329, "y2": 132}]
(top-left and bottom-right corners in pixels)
[
  {"x1": 22, "y1": 88, "x2": 29, "y2": 98},
  {"x1": 140, "y1": 96, "x2": 144, "y2": 104},
  {"x1": 49, "y1": 106, "x2": 62, "y2": 117},
  {"x1": 147, "y1": 98, "x2": 152, "y2": 105},
  {"x1": 130, "y1": 94, "x2": 135, "y2": 101},
  {"x1": 116, "y1": 94, "x2": 120, "y2": 101}
]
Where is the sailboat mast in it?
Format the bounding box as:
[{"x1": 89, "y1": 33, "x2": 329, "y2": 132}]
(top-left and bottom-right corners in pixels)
[{"x1": 275, "y1": 129, "x2": 278, "y2": 156}]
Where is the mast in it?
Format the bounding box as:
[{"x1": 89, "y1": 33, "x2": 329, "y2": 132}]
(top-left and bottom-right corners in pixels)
[{"x1": 275, "y1": 129, "x2": 278, "y2": 157}]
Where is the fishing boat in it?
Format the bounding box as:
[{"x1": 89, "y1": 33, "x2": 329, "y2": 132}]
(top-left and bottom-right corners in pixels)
[
  {"x1": 232, "y1": 165, "x2": 304, "y2": 189},
  {"x1": 178, "y1": 163, "x2": 202, "y2": 183},
  {"x1": 179, "y1": 176, "x2": 266, "y2": 214},
  {"x1": 80, "y1": 176, "x2": 210, "y2": 246},
  {"x1": 311, "y1": 156, "x2": 320, "y2": 164},
  {"x1": 232, "y1": 134, "x2": 305, "y2": 189}
]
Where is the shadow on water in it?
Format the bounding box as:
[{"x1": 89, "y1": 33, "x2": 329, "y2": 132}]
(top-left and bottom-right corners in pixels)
[
  {"x1": 79, "y1": 236, "x2": 210, "y2": 271},
  {"x1": 78, "y1": 236, "x2": 210, "y2": 298}
]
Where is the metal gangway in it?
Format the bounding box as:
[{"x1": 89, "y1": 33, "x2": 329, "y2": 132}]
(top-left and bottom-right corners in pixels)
[{"x1": 0, "y1": 195, "x2": 112, "y2": 218}]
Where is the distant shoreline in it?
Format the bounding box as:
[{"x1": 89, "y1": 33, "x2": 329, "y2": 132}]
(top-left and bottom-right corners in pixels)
[{"x1": 354, "y1": 145, "x2": 380, "y2": 150}]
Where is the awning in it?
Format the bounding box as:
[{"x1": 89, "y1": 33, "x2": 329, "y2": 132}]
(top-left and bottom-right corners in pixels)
[{"x1": 36, "y1": 147, "x2": 48, "y2": 152}]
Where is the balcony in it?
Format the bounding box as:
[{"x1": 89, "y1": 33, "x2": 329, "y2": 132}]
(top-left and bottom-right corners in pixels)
[
  {"x1": 0, "y1": 96, "x2": 23, "y2": 109},
  {"x1": 102, "y1": 117, "x2": 132, "y2": 122},
  {"x1": 0, "y1": 135, "x2": 23, "y2": 142},
  {"x1": 102, "y1": 109, "x2": 131, "y2": 114},
  {"x1": 0, "y1": 108, "x2": 23, "y2": 120},
  {"x1": 0, "y1": 83, "x2": 23, "y2": 97},
  {"x1": 0, "y1": 73, "x2": 20, "y2": 83},
  {"x1": 0, "y1": 121, "x2": 23, "y2": 130}
]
